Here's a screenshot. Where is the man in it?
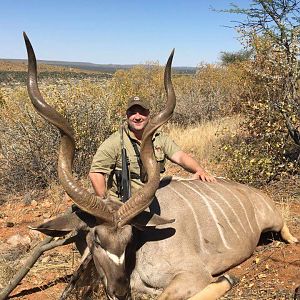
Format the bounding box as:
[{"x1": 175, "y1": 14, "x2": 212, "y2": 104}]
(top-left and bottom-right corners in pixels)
[{"x1": 89, "y1": 96, "x2": 215, "y2": 200}]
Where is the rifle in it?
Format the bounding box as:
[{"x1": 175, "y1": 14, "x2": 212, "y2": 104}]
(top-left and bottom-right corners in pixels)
[{"x1": 119, "y1": 124, "x2": 131, "y2": 202}]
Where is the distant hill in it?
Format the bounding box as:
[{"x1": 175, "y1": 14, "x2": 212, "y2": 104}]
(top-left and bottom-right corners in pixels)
[{"x1": 0, "y1": 58, "x2": 197, "y2": 74}]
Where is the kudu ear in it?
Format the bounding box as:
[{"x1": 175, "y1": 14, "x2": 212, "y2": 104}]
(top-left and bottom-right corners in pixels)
[
  {"x1": 29, "y1": 208, "x2": 97, "y2": 237},
  {"x1": 131, "y1": 211, "x2": 175, "y2": 230}
]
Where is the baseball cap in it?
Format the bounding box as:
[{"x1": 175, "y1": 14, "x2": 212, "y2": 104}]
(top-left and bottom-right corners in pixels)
[{"x1": 127, "y1": 96, "x2": 150, "y2": 110}]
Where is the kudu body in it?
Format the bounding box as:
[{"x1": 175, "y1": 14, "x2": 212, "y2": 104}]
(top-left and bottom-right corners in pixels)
[
  {"x1": 23, "y1": 33, "x2": 298, "y2": 300},
  {"x1": 130, "y1": 178, "x2": 298, "y2": 299}
]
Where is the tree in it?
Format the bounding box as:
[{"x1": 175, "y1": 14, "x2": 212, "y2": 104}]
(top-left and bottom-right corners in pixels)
[
  {"x1": 226, "y1": 0, "x2": 299, "y2": 110},
  {"x1": 218, "y1": 1, "x2": 300, "y2": 184},
  {"x1": 220, "y1": 49, "x2": 252, "y2": 65}
]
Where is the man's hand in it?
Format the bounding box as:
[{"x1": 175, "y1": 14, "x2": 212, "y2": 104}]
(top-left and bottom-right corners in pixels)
[
  {"x1": 171, "y1": 151, "x2": 217, "y2": 182},
  {"x1": 192, "y1": 170, "x2": 216, "y2": 182}
]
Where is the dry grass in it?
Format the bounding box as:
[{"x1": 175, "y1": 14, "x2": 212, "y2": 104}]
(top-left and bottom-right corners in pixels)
[{"x1": 166, "y1": 115, "x2": 242, "y2": 162}]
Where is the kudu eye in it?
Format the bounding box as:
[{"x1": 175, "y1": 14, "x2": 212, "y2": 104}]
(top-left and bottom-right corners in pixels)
[{"x1": 94, "y1": 234, "x2": 102, "y2": 247}]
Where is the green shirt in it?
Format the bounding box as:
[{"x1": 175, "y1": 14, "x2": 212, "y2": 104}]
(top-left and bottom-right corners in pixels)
[{"x1": 90, "y1": 123, "x2": 181, "y2": 199}]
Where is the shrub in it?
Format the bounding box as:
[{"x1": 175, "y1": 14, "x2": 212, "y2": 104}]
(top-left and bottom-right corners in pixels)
[
  {"x1": 110, "y1": 61, "x2": 245, "y2": 125},
  {"x1": 218, "y1": 36, "x2": 300, "y2": 185},
  {"x1": 174, "y1": 63, "x2": 246, "y2": 124},
  {"x1": 110, "y1": 63, "x2": 165, "y2": 122},
  {"x1": 0, "y1": 62, "x2": 246, "y2": 195},
  {"x1": 0, "y1": 79, "x2": 114, "y2": 193},
  {"x1": 215, "y1": 1, "x2": 300, "y2": 186}
]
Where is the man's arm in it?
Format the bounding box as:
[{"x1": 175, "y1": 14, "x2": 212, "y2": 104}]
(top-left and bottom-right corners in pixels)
[
  {"x1": 170, "y1": 150, "x2": 216, "y2": 182},
  {"x1": 89, "y1": 131, "x2": 120, "y2": 198},
  {"x1": 89, "y1": 172, "x2": 107, "y2": 198}
]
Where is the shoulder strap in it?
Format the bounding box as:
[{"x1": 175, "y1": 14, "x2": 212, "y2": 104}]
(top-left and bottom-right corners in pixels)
[
  {"x1": 119, "y1": 123, "x2": 131, "y2": 201},
  {"x1": 130, "y1": 138, "x2": 143, "y2": 169}
]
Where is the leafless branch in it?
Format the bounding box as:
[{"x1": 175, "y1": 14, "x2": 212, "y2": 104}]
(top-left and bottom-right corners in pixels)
[{"x1": 0, "y1": 209, "x2": 76, "y2": 300}]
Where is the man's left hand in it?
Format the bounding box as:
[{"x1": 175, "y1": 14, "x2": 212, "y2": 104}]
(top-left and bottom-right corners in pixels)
[{"x1": 192, "y1": 170, "x2": 216, "y2": 182}]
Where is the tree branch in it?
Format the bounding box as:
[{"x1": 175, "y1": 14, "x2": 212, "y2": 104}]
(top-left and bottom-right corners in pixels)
[{"x1": 0, "y1": 215, "x2": 76, "y2": 300}]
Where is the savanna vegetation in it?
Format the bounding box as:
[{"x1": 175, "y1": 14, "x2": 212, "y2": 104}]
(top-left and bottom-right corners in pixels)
[
  {"x1": 0, "y1": 1, "x2": 299, "y2": 299},
  {"x1": 217, "y1": 0, "x2": 300, "y2": 185},
  {"x1": 2, "y1": 1, "x2": 300, "y2": 197},
  {"x1": 0, "y1": 60, "x2": 245, "y2": 197}
]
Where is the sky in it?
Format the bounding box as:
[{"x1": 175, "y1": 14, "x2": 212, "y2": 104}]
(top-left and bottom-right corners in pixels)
[{"x1": 0, "y1": 0, "x2": 252, "y2": 67}]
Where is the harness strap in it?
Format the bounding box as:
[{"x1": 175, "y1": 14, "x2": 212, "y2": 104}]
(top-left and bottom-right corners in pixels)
[{"x1": 130, "y1": 138, "x2": 143, "y2": 169}]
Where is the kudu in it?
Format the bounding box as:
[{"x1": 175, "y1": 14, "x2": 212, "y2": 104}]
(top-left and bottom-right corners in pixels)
[{"x1": 23, "y1": 32, "x2": 298, "y2": 300}]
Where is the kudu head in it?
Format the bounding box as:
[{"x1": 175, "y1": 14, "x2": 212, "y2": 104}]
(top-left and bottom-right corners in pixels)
[{"x1": 23, "y1": 32, "x2": 176, "y2": 299}]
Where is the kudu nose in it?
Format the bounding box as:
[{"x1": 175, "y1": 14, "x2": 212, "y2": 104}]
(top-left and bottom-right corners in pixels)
[
  {"x1": 116, "y1": 294, "x2": 128, "y2": 300},
  {"x1": 109, "y1": 291, "x2": 129, "y2": 300},
  {"x1": 108, "y1": 277, "x2": 130, "y2": 300}
]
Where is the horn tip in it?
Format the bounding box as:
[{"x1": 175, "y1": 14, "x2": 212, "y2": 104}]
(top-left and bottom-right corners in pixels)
[
  {"x1": 167, "y1": 49, "x2": 175, "y2": 64},
  {"x1": 170, "y1": 48, "x2": 175, "y2": 57},
  {"x1": 23, "y1": 31, "x2": 28, "y2": 40}
]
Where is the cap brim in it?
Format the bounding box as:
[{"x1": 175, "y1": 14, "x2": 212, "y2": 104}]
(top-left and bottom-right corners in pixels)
[{"x1": 127, "y1": 102, "x2": 149, "y2": 110}]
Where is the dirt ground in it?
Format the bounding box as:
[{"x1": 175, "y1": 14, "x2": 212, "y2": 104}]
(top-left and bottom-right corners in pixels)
[{"x1": 0, "y1": 178, "x2": 299, "y2": 300}]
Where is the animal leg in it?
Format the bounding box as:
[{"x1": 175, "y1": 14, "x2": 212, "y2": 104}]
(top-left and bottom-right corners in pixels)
[
  {"x1": 187, "y1": 275, "x2": 238, "y2": 300},
  {"x1": 280, "y1": 223, "x2": 298, "y2": 244},
  {"x1": 158, "y1": 271, "x2": 213, "y2": 300}
]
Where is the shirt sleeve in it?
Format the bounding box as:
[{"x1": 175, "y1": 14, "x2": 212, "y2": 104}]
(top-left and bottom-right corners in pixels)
[
  {"x1": 89, "y1": 132, "x2": 120, "y2": 174},
  {"x1": 159, "y1": 132, "x2": 181, "y2": 159}
]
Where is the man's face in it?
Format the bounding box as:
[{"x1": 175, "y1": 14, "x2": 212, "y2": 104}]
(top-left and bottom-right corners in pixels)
[{"x1": 126, "y1": 105, "x2": 150, "y2": 133}]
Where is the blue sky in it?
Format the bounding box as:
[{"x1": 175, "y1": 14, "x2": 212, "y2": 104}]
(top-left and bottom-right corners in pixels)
[{"x1": 0, "y1": 0, "x2": 252, "y2": 66}]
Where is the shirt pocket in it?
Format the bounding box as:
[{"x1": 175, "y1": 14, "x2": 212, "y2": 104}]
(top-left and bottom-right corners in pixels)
[{"x1": 154, "y1": 145, "x2": 164, "y2": 161}]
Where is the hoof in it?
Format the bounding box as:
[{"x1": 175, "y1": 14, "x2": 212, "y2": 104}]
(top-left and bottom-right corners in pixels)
[
  {"x1": 288, "y1": 236, "x2": 299, "y2": 244},
  {"x1": 221, "y1": 274, "x2": 239, "y2": 287},
  {"x1": 294, "y1": 286, "x2": 300, "y2": 300}
]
